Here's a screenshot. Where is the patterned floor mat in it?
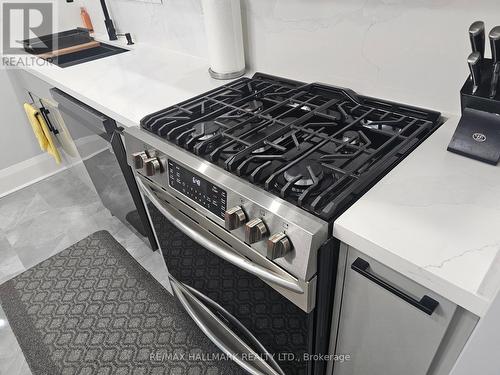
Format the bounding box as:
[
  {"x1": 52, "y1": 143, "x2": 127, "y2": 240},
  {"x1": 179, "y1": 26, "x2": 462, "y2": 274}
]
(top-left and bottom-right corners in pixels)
[{"x1": 0, "y1": 230, "x2": 245, "y2": 375}]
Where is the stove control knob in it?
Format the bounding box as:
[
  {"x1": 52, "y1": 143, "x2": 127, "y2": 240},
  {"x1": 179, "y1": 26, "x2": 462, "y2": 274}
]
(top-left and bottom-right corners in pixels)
[
  {"x1": 224, "y1": 206, "x2": 247, "y2": 230},
  {"x1": 245, "y1": 218, "x2": 268, "y2": 244},
  {"x1": 143, "y1": 157, "x2": 162, "y2": 176},
  {"x1": 131, "y1": 151, "x2": 148, "y2": 169},
  {"x1": 267, "y1": 233, "x2": 292, "y2": 260}
]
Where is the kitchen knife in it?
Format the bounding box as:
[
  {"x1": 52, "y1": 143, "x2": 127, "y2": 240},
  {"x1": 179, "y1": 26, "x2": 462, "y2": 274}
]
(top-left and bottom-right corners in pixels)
[
  {"x1": 489, "y1": 26, "x2": 500, "y2": 98},
  {"x1": 467, "y1": 52, "x2": 481, "y2": 94},
  {"x1": 469, "y1": 21, "x2": 485, "y2": 58},
  {"x1": 490, "y1": 64, "x2": 499, "y2": 98},
  {"x1": 490, "y1": 26, "x2": 500, "y2": 63}
]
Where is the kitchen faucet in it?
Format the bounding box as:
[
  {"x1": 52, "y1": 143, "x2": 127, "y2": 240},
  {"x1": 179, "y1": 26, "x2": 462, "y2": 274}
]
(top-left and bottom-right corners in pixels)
[
  {"x1": 65, "y1": 0, "x2": 117, "y2": 41},
  {"x1": 99, "y1": 0, "x2": 117, "y2": 40}
]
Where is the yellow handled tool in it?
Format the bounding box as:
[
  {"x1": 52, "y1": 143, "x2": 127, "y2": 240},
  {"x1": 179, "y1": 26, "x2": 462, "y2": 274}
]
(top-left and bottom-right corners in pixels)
[{"x1": 24, "y1": 103, "x2": 61, "y2": 164}]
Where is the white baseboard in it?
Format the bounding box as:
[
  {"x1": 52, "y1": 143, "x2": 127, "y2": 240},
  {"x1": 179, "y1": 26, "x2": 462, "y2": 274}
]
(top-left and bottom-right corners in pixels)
[{"x1": 0, "y1": 153, "x2": 70, "y2": 199}]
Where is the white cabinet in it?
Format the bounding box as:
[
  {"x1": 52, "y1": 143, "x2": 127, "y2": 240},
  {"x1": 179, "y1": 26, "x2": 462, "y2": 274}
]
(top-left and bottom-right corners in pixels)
[{"x1": 329, "y1": 246, "x2": 478, "y2": 375}]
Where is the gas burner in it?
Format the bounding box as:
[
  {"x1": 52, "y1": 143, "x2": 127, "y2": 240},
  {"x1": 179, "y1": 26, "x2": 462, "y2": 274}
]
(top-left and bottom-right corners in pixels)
[
  {"x1": 241, "y1": 100, "x2": 264, "y2": 113},
  {"x1": 362, "y1": 119, "x2": 402, "y2": 133},
  {"x1": 342, "y1": 131, "x2": 360, "y2": 144},
  {"x1": 284, "y1": 160, "x2": 324, "y2": 187},
  {"x1": 192, "y1": 121, "x2": 221, "y2": 141}
]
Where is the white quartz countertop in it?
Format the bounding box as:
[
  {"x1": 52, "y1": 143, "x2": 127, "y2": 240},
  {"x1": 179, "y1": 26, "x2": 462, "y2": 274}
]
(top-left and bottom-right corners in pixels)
[
  {"x1": 334, "y1": 116, "x2": 500, "y2": 317},
  {"x1": 22, "y1": 37, "x2": 500, "y2": 317},
  {"x1": 23, "y1": 38, "x2": 225, "y2": 128}
]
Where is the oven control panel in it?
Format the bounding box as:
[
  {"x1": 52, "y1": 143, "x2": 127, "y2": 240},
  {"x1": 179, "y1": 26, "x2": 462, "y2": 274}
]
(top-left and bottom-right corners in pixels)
[{"x1": 167, "y1": 160, "x2": 227, "y2": 219}]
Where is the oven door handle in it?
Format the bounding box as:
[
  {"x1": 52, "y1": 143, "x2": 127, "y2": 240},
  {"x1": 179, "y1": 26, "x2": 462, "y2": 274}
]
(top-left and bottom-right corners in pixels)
[
  {"x1": 184, "y1": 283, "x2": 285, "y2": 375},
  {"x1": 169, "y1": 276, "x2": 283, "y2": 375},
  {"x1": 137, "y1": 177, "x2": 304, "y2": 294}
]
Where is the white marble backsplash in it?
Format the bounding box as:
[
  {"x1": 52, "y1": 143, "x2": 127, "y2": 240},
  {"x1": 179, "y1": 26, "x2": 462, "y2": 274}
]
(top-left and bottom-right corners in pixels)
[
  {"x1": 72, "y1": 0, "x2": 500, "y2": 114},
  {"x1": 241, "y1": 0, "x2": 500, "y2": 115},
  {"x1": 78, "y1": 0, "x2": 208, "y2": 58}
]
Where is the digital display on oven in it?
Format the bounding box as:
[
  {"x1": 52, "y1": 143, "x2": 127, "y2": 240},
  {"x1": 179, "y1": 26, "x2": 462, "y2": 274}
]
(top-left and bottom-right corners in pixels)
[{"x1": 167, "y1": 160, "x2": 227, "y2": 219}]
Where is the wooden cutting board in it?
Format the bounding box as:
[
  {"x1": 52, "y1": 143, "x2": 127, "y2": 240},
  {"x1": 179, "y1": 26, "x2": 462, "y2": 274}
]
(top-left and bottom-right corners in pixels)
[{"x1": 38, "y1": 40, "x2": 100, "y2": 60}]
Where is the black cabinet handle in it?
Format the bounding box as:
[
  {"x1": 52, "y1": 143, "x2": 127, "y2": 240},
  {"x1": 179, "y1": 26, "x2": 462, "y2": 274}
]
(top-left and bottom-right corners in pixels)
[{"x1": 351, "y1": 257, "x2": 439, "y2": 315}]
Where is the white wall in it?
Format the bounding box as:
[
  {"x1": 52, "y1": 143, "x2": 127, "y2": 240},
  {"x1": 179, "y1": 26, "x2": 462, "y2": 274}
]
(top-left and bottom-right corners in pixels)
[{"x1": 0, "y1": 70, "x2": 41, "y2": 170}]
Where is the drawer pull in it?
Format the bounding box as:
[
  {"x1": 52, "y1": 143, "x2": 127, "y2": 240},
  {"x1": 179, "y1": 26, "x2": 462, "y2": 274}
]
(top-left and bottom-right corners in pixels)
[{"x1": 351, "y1": 257, "x2": 439, "y2": 315}]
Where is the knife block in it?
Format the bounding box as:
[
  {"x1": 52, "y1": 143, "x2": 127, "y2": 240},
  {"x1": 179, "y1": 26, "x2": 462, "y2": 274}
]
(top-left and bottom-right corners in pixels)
[
  {"x1": 448, "y1": 58, "x2": 500, "y2": 165},
  {"x1": 460, "y1": 58, "x2": 500, "y2": 113}
]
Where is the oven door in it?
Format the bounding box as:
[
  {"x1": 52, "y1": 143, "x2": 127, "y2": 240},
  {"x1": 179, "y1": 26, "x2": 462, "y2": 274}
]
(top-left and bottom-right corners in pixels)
[{"x1": 137, "y1": 175, "x2": 313, "y2": 375}]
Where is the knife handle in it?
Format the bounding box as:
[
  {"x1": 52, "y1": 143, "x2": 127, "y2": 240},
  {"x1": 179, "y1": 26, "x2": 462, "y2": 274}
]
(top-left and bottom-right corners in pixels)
[
  {"x1": 469, "y1": 21, "x2": 485, "y2": 58},
  {"x1": 489, "y1": 26, "x2": 500, "y2": 64},
  {"x1": 490, "y1": 63, "x2": 499, "y2": 99},
  {"x1": 468, "y1": 52, "x2": 481, "y2": 94}
]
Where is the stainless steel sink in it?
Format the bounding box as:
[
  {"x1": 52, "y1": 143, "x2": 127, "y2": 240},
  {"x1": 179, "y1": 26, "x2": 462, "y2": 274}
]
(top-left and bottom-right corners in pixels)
[{"x1": 47, "y1": 43, "x2": 128, "y2": 68}]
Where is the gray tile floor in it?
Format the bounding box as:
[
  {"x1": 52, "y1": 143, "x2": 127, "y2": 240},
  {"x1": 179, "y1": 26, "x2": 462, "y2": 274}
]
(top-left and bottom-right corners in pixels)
[{"x1": 0, "y1": 167, "x2": 169, "y2": 375}]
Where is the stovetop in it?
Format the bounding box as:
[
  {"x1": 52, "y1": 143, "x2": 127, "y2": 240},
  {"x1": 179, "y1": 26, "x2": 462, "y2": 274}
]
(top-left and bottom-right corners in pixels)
[{"x1": 140, "y1": 73, "x2": 442, "y2": 221}]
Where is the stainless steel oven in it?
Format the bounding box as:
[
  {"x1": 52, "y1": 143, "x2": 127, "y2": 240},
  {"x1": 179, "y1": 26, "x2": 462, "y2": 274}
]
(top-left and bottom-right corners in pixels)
[
  {"x1": 139, "y1": 176, "x2": 310, "y2": 375},
  {"x1": 125, "y1": 126, "x2": 330, "y2": 375},
  {"x1": 124, "y1": 71, "x2": 443, "y2": 375}
]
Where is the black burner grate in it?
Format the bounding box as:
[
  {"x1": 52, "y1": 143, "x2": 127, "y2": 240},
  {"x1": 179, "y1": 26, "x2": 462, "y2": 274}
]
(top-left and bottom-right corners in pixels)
[{"x1": 141, "y1": 73, "x2": 442, "y2": 220}]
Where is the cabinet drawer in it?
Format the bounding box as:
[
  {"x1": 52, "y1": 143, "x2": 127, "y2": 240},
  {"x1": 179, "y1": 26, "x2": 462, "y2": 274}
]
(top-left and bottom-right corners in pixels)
[{"x1": 333, "y1": 247, "x2": 457, "y2": 375}]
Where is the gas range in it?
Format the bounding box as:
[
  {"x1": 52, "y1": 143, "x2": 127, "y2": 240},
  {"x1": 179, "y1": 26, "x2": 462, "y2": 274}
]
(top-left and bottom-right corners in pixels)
[
  {"x1": 125, "y1": 71, "x2": 442, "y2": 307},
  {"x1": 125, "y1": 72, "x2": 442, "y2": 301},
  {"x1": 138, "y1": 73, "x2": 441, "y2": 220},
  {"x1": 124, "y1": 73, "x2": 442, "y2": 375}
]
